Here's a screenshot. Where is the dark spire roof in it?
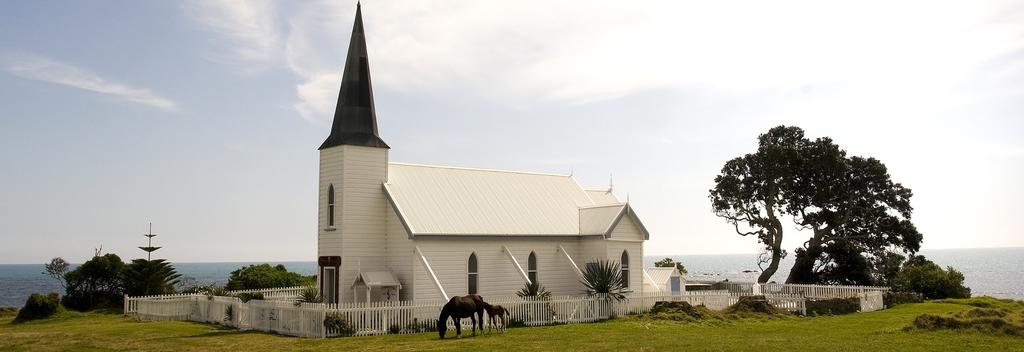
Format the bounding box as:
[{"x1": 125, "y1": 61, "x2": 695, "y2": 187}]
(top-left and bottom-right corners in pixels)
[{"x1": 319, "y1": 3, "x2": 389, "y2": 150}]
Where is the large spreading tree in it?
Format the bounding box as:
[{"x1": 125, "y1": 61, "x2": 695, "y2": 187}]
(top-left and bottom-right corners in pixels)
[{"x1": 710, "y1": 126, "x2": 922, "y2": 284}]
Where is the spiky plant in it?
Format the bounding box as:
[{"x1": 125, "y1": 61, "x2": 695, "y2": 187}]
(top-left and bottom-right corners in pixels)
[
  {"x1": 223, "y1": 305, "x2": 234, "y2": 323},
  {"x1": 295, "y1": 286, "x2": 323, "y2": 306},
  {"x1": 516, "y1": 281, "x2": 552, "y2": 300},
  {"x1": 580, "y1": 259, "x2": 626, "y2": 301}
]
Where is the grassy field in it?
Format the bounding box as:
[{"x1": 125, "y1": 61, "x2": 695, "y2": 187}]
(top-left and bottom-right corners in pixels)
[{"x1": 1, "y1": 301, "x2": 1021, "y2": 351}]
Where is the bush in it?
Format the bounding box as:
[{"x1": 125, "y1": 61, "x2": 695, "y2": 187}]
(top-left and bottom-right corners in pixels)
[
  {"x1": 506, "y1": 318, "x2": 527, "y2": 328},
  {"x1": 223, "y1": 305, "x2": 234, "y2": 323},
  {"x1": 235, "y1": 292, "x2": 264, "y2": 303},
  {"x1": 13, "y1": 293, "x2": 61, "y2": 323},
  {"x1": 295, "y1": 286, "x2": 323, "y2": 306},
  {"x1": 892, "y1": 258, "x2": 971, "y2": 299},
  {"x1": 884, "y1": 292, "x2": 924, "y2": 308},
  {"x1": 225, "y1": 264, "x2": 314, "y2": 291},
  {"x1": 404, "y1": 319, "x2": 437, "y2": 333},
  {"x1": 62, "y1": 254, "x2": 126, "y2": 311},
  {"x1": 181, "y1": 284, "x2": 228, "y2": 296},
  {"x1": 580, "y1": 260, "x2": 626, "y2": 301},
  {"x1": 324, "y1": 313, "x2": 355, "y2": 337},
  {"x1": 806, "y1": 298, "x2": 860, "y2": 316},
  {"x1": 516, "y1": 281, "x2": 552, "y2": 300}
]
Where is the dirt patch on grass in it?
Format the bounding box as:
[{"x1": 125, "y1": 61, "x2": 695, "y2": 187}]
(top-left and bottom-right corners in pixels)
[
  {"x1": 908, "y1": 297, "x2": 1024, "y2": 336},
  {"x1": 0, "y1": 308, "x2": 18, "y2": 318},
  {"x1": 646, "y1": 296, "x2": 792, "y2": 323}
]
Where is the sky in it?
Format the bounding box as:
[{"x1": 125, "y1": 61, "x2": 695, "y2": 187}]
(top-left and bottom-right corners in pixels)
[{"x1": 0, "y1": 0, "x2": 1022, "y2": 264}]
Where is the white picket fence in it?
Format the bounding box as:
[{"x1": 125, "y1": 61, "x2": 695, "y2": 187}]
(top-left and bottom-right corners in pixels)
[
  {"x1": 859, "y1": 291, "x2": 885, "y2": 312},
  {"x1": 126, "y1": 283, "x2": 890, "y2": 338},
  {"x1": 225, "y1": 286, "x2": 310, "y2": 301},
  {"x1": 759, "y1": 283, "x2": 889, "y2": 298}
]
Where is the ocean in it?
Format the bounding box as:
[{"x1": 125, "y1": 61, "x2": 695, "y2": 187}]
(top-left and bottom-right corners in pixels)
[{"x1": 1, "y1": 248, "x2": 1021, "y2": 308}]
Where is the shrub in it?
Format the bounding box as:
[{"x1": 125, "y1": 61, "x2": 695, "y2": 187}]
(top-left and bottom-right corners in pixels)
[
  {"x1": 62, "y1": 254, "x2": 126, "y2": 311},
  {"x1": 181, "y1": 284, "x2": 228, "y2": 297},
  {"x1": 295, "y1": 286, "x2": 323, "y2": 306},
  {"x1": 506, "y1": 318, "x2": 527, "y2": 328},
  {"x1": 806, "y1": 298, "x2": 860, "y2": 316},
  {"x1": 892, "y1": 257, "x2": 971, "y2": 299},
  {"x1": 580, "y1": 260, "x2": 626, "y2": 301},
  {"x1": 223, "y1": 305, "x2": 234, "y2": 323},
  {"x1": 884, "y1": 292, "x2": 924, "y2": 308},
  {"x1": 404, "y1": 319, "x2": 437, "y2": 333},
  {"x1": 225, "y1": 264, "x2": 314, "y2": 291},
  {"x1": 122, "y1": 259, "x2": 182, "y2": 297},
  {"x1": 388, "y1": 323, "x2": 402, "y2": 334},
  {"x1": 324, "y1": 313, "x2": 355, "y2": 337},
  {"x1": 13, "y1": 293, "x2": 61, "y2": 323},
  {"x1": 235, "y1": 292, "x2": 264, "y2": 303},
  {"x1": 516, "y1": 281, "x2": 552, "y2": 300}
]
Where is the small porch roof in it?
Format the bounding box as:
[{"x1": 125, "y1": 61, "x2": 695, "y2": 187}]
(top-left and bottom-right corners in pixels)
[{"x1": 352, "y1": 271, "x2": 402, "y2": 289}]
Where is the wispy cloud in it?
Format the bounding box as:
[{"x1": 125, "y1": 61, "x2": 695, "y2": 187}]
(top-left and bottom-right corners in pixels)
[
  {"x1": 182, "y1": 0, "x2": 1024, "y2": 123},
  {"x1": 182, "y1": 0, "x2": 280, "y2": 72},
  {"x1": 1, "y1": 52, "x2": 177, "y2": 110}
]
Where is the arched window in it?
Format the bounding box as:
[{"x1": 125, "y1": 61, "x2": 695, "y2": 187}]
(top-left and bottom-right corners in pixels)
[
  {"x1": 620, "y1": 251, "x2": 630, "y2": 289},
  {"x1": 468, "y1": 253, "x2": 478, "y2": 294},
  {"x1": 327, "y1": 184, "x2": 335, "y2": 227},
  {"x1": 527, "y1": 252, "x2": 538, "y2": 284}
]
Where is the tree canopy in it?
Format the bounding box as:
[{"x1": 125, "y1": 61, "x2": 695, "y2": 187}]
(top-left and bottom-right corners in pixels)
[
  {"x1": 225, "y1": 264, "x2": 314, "y2": 290},
  {"x1": 122, "y1": 259, "x2": 182, "y2": 296},
  {"x1": 710, "y1": 126, "x2": 923, "y2": 284},
  {"x1": 892, "y1": 256, "x2": 971, "y2": 299}
]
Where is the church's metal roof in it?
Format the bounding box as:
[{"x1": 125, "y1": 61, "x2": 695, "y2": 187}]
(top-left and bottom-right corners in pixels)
[
  {"x1": 319, "y1": 3, "x2": 388, "y2": 150},
  {"x1": 383, "y1": 163, "x2": 649, "y2": 238}
]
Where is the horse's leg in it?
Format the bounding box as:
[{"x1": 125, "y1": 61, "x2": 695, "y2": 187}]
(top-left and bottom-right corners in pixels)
[
  {"x1": 479, "y1": 310, "x2": 485, "y2": 333},
  {"x1": 455, "y1": 318, "x2": 462, "y2": 338},
  {"x1": 471, "y1": 314, "x2": 477, "y2": 336}
]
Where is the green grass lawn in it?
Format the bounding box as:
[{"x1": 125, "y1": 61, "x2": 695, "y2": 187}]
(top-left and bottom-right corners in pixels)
[{"x1": 1, "y1": 302, "x2": 1021, "y2": 352}]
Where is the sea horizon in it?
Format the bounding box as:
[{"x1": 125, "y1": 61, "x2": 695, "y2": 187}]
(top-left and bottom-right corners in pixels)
[{"x1": 2, "y1": 247, "x2": 1021, "y2": 308}]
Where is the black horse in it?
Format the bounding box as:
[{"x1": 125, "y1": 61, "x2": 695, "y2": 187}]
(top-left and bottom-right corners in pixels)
[{"x1": 437, "y1": 294, "x2": 487, "y2": 339}]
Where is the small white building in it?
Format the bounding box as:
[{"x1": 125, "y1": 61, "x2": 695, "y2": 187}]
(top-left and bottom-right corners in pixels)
[
  {"x1": 644, "y1": 267, "x2": 685, "y2": 295},
  {"x1": 316, "y1": 4, "x2": 652, "y2": 303}
]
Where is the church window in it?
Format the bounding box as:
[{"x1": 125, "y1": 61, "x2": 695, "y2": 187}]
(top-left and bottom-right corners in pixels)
[
  {"x1": 621, "y1": 251, "x2": 630, "y2": 289},
  {"x1": 528, "y1": 251, "x2": 537, "y2": 284},
  {"x1": 468, "y1": 253, "x2": 478, "y2": 294},
  {"x1": 328, "y1": 184, "x2": 335, "y2": 227}
]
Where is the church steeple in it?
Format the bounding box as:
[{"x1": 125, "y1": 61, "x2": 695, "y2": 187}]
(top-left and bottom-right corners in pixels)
[{"x1": 319, "y1": 2, "x2": 389, "y2": 150}]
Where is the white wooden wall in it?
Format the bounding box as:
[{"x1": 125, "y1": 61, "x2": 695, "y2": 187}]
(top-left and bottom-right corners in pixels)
[
  {"x1": 409, "y1": 214, "x2": 647, "y2": 301},
  {"x1": 385, "y1": 202, "x2": 414, "y2": 301},
  {"x1": 318, "y1": 145, "x2": 390, "y2": 303}
]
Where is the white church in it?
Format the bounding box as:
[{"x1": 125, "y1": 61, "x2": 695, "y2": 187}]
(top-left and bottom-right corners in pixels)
[{"x1": 316, "y1": 4, "x2": 652, "y2": 304}]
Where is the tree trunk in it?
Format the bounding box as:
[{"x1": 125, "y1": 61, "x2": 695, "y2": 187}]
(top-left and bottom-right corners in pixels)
[
  {"x1": 786, "y1": 231, "x2": 825, "y2": 284},
  {"x1": 756, "y1": 211, "x2": 785, "y2": 283}
]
